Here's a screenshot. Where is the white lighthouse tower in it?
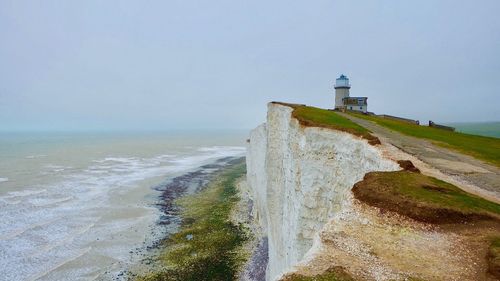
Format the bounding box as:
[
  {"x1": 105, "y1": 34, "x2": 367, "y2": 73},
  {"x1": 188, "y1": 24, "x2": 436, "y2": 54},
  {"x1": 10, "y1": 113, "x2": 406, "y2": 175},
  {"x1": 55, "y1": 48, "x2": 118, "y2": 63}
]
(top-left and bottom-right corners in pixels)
[
  {"x1": 334, "y1": 74, "x2": 351, "y2": 110},
  {"x1": 333, "y1": 74, "x2": 368, "y2": 113}
]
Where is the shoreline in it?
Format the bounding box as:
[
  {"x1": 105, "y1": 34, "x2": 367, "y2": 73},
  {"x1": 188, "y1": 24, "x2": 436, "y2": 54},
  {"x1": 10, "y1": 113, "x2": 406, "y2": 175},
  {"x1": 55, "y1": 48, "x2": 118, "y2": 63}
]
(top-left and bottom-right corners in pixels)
[{"x1": 126, "y1": 156, "x2": 253, "y2": 280}]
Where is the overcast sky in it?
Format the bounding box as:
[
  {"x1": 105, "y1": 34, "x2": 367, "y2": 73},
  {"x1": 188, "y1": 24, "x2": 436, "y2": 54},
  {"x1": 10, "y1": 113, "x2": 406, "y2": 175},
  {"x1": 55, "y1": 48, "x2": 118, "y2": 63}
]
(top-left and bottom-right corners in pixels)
[{"x1": 1, "y1": 1, "x2": 499, "y2": 131}]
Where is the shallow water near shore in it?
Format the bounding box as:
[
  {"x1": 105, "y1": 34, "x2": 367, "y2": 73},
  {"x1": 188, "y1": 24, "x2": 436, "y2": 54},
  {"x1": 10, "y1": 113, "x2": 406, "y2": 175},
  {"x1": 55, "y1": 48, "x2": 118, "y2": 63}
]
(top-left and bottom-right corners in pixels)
[{"x1": 0, "y1": 131, "x2": 246, "y2": 281}]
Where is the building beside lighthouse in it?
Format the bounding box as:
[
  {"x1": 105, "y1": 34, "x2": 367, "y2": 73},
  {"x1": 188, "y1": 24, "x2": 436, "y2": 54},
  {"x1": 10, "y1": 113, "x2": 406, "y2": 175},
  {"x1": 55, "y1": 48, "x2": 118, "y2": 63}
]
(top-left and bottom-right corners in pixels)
[{"x1": 334, "y1": 74, "x2": 368, "y2": 113}]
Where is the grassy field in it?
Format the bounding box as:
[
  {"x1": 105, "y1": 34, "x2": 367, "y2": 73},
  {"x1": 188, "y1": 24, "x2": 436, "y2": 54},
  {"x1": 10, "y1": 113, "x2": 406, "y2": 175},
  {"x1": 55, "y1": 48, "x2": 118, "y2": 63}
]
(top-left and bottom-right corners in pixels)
[
  {"x1": 353, "y1": 170, "x2": 500, "y2": 224},
  {"x1": 272, "y1": 103, "x2": 380, "y2": 145},
  {"x1": 348, "y1": 112, "x2": 500, "y2": 167},
  {"x1": 137, "y1": 160, "x2": 248, "y2": 281}
]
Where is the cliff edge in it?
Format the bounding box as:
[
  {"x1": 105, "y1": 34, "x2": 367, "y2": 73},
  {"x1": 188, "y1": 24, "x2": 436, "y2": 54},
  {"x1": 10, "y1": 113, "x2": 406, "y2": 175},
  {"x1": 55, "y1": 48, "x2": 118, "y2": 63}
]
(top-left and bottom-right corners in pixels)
[{"x1": 246, "y1": 102, "x2": 500, "y2": 281}]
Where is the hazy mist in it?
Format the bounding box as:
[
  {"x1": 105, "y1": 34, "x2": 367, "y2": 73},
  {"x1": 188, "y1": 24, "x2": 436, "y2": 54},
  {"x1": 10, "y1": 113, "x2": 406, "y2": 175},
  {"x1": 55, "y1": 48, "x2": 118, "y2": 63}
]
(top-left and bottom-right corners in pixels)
[{"x1": 1, "y1": 1, "x2": 499, "y2": 131}]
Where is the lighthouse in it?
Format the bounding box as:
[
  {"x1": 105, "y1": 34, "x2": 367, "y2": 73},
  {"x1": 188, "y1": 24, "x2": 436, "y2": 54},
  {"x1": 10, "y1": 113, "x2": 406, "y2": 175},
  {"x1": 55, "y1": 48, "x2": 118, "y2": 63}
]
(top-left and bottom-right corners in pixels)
[
  {"x1": 334, "y1": 74, "x2": 351, "y2": 110},
  {"x1": 334, "y1": 74, "x2": 368, "y2": 113}
]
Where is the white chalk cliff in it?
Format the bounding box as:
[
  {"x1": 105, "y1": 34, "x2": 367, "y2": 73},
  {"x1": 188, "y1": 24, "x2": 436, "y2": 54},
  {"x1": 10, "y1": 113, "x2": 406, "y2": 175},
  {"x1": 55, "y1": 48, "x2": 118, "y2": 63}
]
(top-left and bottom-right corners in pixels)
[{"x1": 246, "y1": 103, "x2": 399, "y2": 280}]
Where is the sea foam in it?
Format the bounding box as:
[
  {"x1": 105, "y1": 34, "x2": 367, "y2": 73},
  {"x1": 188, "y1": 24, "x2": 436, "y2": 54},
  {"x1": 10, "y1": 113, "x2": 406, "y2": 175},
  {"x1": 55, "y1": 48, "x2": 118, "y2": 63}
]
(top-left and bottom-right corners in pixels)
[{"x1": 0, "y1": 145, "x2": 245, "y2": 281}]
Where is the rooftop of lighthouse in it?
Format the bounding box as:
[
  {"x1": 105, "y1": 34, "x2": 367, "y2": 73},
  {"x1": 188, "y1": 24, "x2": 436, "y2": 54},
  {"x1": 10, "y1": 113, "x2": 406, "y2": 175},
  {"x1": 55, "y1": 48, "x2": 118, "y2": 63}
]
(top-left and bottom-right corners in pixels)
[{"x1": 335, "y1": 74, "x2": 351, "y2": 88}]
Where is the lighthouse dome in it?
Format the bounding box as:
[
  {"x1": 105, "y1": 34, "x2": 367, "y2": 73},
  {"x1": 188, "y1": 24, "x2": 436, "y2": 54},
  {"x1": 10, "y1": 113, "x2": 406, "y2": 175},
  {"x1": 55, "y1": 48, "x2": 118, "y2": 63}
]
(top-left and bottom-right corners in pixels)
[{"x1": 334, "y1": 74, "x2": 350, "y2": 88}]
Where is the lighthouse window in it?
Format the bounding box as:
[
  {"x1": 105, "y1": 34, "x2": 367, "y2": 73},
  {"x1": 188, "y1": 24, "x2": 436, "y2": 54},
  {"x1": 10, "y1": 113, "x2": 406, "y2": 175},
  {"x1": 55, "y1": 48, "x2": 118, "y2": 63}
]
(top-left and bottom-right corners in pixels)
[{"x1": 360, "y1": 107, "x2": 362, "y2": 110}]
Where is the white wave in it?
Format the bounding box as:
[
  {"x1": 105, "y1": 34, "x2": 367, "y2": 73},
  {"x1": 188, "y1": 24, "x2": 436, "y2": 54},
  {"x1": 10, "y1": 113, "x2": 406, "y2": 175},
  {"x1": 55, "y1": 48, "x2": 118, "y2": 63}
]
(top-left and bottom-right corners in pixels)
[
  {"x1": 153, "y1": 154, "x2": 174, "y2": 160},
  {"x1": 197, "y1": 146, "x2": 246, "y2": 153},
  {"x1": 93, "y1": 157, "x2": 137, "y2": 164},
  {"x1": 0, "y1": 199, "x2": 21, "y2": 205},
  {"x1": 28, "y1": 221, "x2": 95, "y2": 258},
  {"x1": 1, "y1": 188, "x2": 47, "y2": 199},
  {"x1": 25, "y1": 154, "x2": 47, "y2": 159},
  {"x1": 26, "y1": 247, "x2": 92, "y2": 281},
  {"x1": 0, "y1": 217, "x2": 60, "y2": 241},
  {"x1": 171, "y1": 146, "x2": 245, "y2": 167},
  {"x1": 0, "y1": 177, "x2": 8, "y2": 183},
  {"x1": 45, "y1": 164, "x2": 68, "y2": 169},
  {"x1": 42, "y1": 164, "x2": 71, "y2": 174},
  {"x1": 30, "y1": 196, "x2": 74, "y2": 207}
]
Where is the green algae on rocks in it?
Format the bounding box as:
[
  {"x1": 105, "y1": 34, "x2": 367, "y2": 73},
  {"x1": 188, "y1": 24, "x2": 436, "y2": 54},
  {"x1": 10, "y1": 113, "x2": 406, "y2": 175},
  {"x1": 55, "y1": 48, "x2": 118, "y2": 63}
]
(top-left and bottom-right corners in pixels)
[{"x1": 136, "y1": 159, "x2": 249, "y2": 281}]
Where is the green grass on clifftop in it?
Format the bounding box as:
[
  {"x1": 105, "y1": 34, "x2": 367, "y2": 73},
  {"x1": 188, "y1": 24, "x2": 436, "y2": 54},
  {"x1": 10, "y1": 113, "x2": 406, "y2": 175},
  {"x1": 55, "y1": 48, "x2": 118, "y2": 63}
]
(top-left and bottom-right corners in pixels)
[
  {"x1": 137, "y1": 160, "x2": 248, "y2": 281},
  {"x1": 272, "y1": 103, "x2": 379, "y2": 145},
  {"x1": 353, "y1": 170, "x2": 500, "y2": 224},
  {"x1": 349, "y1": 112, "x2": 500, "y2": 167}
]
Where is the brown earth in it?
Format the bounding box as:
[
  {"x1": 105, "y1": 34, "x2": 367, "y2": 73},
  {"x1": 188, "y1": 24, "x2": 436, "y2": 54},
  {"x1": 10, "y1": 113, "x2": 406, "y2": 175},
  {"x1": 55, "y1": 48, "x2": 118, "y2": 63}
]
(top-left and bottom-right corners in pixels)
[
  {"x1": 280, "y1": 266, "x2": 354, "y2": 281},
  {"x1": 351, "y1": 169, "x2": 500, "y2": 280},
  {"x1": 487, "y1": 238, "x2": 500, "y2": 279},
  {"x1": 352, "y1": 171, "x2": 499, "y2": 224},
  {"x1": 397, "y1": 160, "x2": 420, "y2": 173}
]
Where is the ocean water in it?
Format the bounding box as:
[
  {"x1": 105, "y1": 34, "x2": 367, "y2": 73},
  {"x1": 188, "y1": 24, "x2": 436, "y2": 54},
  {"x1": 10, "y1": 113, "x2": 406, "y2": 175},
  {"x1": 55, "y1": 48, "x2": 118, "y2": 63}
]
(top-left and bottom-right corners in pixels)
[
  {"x1": 0, "y1": 131, "x2": 247, "y2": 281},
  {"x1": 446, "y1": 121, "x2": 500, "y2": 138}
]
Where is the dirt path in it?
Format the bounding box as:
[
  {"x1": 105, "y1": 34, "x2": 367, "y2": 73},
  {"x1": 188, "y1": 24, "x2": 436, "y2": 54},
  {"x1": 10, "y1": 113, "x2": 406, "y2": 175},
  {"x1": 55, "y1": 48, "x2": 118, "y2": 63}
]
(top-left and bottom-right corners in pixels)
[{"x1": 339, "y1": 113, "x2": 500, "y2": 201}]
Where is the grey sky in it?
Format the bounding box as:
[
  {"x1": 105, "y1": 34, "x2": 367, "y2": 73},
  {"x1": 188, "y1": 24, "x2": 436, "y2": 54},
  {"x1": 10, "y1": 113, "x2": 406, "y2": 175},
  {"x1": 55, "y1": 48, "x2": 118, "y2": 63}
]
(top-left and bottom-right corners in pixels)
[{"x1": 1, "y1": 1, "x2": 499, "y2": 131}]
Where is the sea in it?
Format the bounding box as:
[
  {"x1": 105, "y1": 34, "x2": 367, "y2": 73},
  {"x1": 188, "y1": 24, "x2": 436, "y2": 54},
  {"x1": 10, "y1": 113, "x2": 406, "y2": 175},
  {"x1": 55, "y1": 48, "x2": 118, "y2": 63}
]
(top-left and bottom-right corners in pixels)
[
  {"x1": 0, "y1": 131, "x2": 247, "y2": 281},
  {"x1": 447, "y1": 121, "x2": 500, "y2": 138}
]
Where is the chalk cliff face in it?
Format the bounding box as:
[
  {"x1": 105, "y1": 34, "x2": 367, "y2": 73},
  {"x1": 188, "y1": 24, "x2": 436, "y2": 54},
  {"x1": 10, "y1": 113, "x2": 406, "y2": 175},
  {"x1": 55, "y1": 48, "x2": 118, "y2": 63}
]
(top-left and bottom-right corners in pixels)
[{"x1": 246, "y1": 103, "x2": 399, "y2": 280}]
